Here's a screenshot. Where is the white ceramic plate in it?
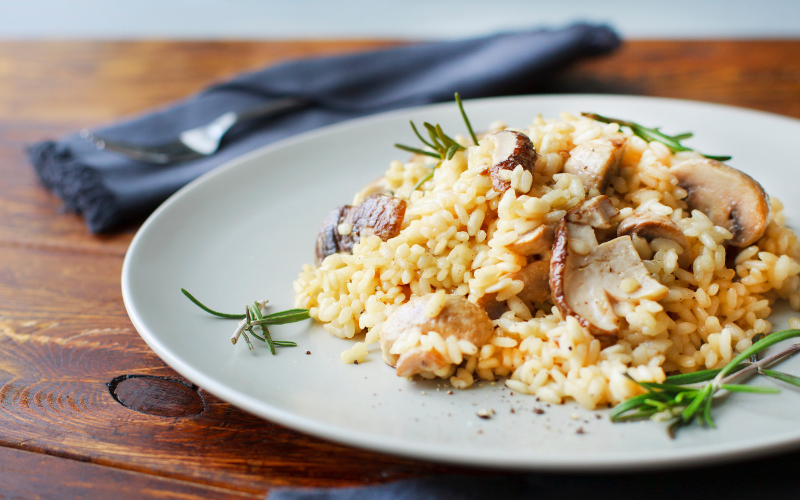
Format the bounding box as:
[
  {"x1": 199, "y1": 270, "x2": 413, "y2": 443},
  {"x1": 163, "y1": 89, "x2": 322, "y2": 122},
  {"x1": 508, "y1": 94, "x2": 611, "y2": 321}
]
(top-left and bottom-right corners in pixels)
[{"x1": 122, "y1": 95, "x2": 800, "y2": 471}]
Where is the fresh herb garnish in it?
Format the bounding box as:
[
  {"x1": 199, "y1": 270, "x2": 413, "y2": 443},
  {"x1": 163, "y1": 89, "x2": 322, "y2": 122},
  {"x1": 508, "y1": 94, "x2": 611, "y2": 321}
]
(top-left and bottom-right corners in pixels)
[
  {"x1": 395, "y1": 92, "x2": 478, "y2": 193},
  {"x1": 581, "y1": 112, "x2": 732, "y2": 161},
  {"x1": 181, "y1": 288, "x2": 308, "y2": 353},
  {"x1": 611, "y1": 329, "x2": 800, "y2": 437}
]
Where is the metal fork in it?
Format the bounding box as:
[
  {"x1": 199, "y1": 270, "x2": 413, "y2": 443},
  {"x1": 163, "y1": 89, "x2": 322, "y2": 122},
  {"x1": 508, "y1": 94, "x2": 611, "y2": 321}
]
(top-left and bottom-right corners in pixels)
[{"x1": 82, "y1": 97, "x2": 306, "y2": 164}]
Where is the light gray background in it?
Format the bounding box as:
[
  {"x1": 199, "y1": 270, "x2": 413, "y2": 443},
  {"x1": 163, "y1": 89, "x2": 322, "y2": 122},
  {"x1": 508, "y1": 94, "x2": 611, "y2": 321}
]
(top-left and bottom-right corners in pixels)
[{"x1": 2, "y1": 0, "x2": 799, "y2": 39}]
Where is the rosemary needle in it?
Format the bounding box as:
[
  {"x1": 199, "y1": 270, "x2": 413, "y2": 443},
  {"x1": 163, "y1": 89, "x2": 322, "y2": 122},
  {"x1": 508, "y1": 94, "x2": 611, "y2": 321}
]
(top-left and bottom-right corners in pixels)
[
  {"x1": 455, "y1": 92, "x2": 478, "y2": 145},
  {"x1": 181, "y1": 288, "x2": 244, "y2": 319}
]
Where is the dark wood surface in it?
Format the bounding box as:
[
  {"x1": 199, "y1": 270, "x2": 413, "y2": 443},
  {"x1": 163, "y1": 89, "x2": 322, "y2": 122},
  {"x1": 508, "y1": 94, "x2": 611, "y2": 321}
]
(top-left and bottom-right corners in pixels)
[{"x1": 1, "y1": 40, "x2": 799, "y2": 498}]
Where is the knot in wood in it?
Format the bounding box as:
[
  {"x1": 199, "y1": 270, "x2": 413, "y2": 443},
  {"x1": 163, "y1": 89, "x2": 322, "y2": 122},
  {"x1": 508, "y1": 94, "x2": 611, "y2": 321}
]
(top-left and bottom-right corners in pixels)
[{"x1": 108, "y1": 375, "x2": 204, "y2": 417}]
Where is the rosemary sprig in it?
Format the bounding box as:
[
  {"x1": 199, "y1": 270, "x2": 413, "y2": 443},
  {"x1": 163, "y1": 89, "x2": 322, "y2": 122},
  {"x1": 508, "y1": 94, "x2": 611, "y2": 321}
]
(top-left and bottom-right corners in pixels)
[
  {"x1": 394, "y1": 92, "x2": 478, "y2": 194},
  {"x1": 612, "y1": 329, "x2": 800, "y2": 437},
  {"x1": 581, "y1": 112, "x2": 732, "y2": 161},
  {"x1": 182, "y1": 288, "x2": 308, "y2": 354}
]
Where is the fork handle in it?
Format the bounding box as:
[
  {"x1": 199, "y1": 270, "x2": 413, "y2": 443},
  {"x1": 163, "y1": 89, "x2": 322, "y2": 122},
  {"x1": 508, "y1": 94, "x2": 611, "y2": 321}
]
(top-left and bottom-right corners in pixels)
[{"x1": 236, "y1": 96, "x2": 307, "y2": 122}]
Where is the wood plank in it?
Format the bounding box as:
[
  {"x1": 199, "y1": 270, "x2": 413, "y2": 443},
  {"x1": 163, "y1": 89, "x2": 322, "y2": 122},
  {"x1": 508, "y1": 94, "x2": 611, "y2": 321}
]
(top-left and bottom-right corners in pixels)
[
  {"x1": 0, "y1": 244, "x2": 469, "y2": 495},
  {"x1": 549, "y1": 40, "x2": 800, "y2": 119},
  {"x1": 1, "y1": 41, "x2": 797, "y2": 126},
  {"x1": 0, "y1": 446, "x2": 259, "y2": 500},
  {"x1": 0, "y1": 40, "x2": 402, "y2": 125}
]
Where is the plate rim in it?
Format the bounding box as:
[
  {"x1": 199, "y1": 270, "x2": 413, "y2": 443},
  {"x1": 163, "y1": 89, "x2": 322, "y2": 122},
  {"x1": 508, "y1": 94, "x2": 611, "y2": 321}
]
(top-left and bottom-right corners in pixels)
[{"x1": 122, "y1": 94, "x2": 800, "y2": 471}]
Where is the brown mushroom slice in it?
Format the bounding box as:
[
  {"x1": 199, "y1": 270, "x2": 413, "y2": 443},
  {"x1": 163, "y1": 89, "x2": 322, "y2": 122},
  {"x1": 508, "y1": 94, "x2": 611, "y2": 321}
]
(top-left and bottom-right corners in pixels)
[
  {"x1": 515, "y1": 260, "x2": 551, "y2": 304},
  {"x1": 380, "y1": 294, "x2": 493, "y2": 374},
  {"x1": 486, "y1": 131, "x2": 538, "y2": 192},
  {"x1": 346, "y1": 194, "x2": 407, "y2": 245},
  {"x1": 476, "y1": 260, "x2": 551, "y2": 319},
  {"x1": 617, "y1": 211, "x2": 693, "y2": 268},
  {"x1": 550, "y1": 219, "x2": 668, "y2": 336},
  {"x1": 670, "y1": 159, "x2": 770, "y2": 247},
  {"x1": 314, "y1": 194, "x2": 407, "y2": 264},
  {"x1": 563, "y1": 136, "x2": 626, "y2": 193},
  {"x1": 506, "y1": 223, "x2": 555, "y2": 256},
  {"x1": 565, "y1": 195, "x2": 619, "y2": 229},
  {"x1": 315, "y1": 206, "x2": 349, "y2": 265}
]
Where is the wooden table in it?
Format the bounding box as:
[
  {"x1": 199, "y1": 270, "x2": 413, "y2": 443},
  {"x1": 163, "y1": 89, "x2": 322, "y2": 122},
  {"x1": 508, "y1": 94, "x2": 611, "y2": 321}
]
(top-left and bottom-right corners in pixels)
[{"x1": 1, "y1": 40, "x2": 799, "y2": 498}]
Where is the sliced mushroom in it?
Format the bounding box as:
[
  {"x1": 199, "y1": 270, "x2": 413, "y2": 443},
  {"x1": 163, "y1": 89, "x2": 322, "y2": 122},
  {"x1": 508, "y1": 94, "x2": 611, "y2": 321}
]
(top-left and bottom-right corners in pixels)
[
  {"x1": 380, "y1": 294, "x2": 493, "y2": 377},
  {"x1": 507, "y1": 223, "x2": 556, "y2": 256},
  {"x1": 617, "y1": 211, "x2": 692, "y2": 268},
  {"x1": 315, "y1": 206, "x2": 348, "y2": 265},
  {"x1": 670, "y1": 159, "x2": 770, "y2": 247},
  {"x1": 476, "y1": 259, "x2": 551, "y2": 319},
  {"x1": 563, "y1": 136, "x2": 626, "y2": 193},
  {"x1": 565, "y1": 195, "x2": 619, "y2": 229},
  {"x1": 486, "y1": 131, "x2": 538, "y2": 192},
  {"x1": 314, "y1": 194, "x2": 407, "y2": 264},
  {"x1": 550, "y1": 219, "x2": 668, "y2": 336}
]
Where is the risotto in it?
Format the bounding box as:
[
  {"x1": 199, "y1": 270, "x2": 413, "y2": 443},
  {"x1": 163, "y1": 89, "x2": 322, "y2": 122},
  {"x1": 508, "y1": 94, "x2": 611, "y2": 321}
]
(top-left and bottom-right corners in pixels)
[{"x1": 293, "y1": 111, "x2": 800, "y2": 410}]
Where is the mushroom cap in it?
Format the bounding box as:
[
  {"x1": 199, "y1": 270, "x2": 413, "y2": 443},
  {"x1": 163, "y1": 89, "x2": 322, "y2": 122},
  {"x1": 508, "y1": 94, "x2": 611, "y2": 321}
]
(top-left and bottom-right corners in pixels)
[
  {"x1": 670, "y1": 158, "x2": 770, "y2": 247},
  {"x1": 563, "y1": 136, "x2": 626, "y2": 193},
  {"x1": 486, "y1": 131, "x2": 538, "y2": 192},
  {"x1": 380, "y1": 294, "x2": 494, "y2": 368},
  {"x1": 314, "y1": 194, "x2": 407, "y2": 264},
  {"x1": 617, "y1": 211, "x2": 693, "y2": 268},
  {"x1": 515, "y1": 260, "x2": 551, "y2": 305},
  {"x1": 314, "y1": 205, "x2": 348, "y2": 265},
  {"x1": 550, "y1": 219, "x2": 668, "y2": 336},
  {"x1": 489, "y1": 130, "x2": 537, "y2": 169},
  {"x1": 506, "y1": 223, "x2": 555, "y2": 256}
]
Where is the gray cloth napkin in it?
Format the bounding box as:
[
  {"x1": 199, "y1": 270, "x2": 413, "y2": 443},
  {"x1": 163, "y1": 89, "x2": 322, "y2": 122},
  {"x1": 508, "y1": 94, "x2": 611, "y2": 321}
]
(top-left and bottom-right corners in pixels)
[{"x1": 28, "y1": 23, "x2": 619, "y2": 233}]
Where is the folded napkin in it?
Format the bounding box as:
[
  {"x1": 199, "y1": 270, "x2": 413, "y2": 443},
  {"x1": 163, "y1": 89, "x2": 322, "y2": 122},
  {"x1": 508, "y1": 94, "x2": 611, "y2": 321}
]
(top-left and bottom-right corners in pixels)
[{"x1": 28, "y1": 23, "x2": 619, "y2": 233}]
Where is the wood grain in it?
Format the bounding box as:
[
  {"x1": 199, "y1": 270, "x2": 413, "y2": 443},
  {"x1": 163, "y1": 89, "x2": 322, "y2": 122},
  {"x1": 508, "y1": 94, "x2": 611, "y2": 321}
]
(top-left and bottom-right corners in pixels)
[
  {"x1": 0, "y1": 446, "x2": 259, "y2": 499},
  {"x1": 546, "y1": 41, "x2": 800, "y2": 119},
  {"x1": 0, "y1": 40, "x2": 799, "y2": 497}
]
